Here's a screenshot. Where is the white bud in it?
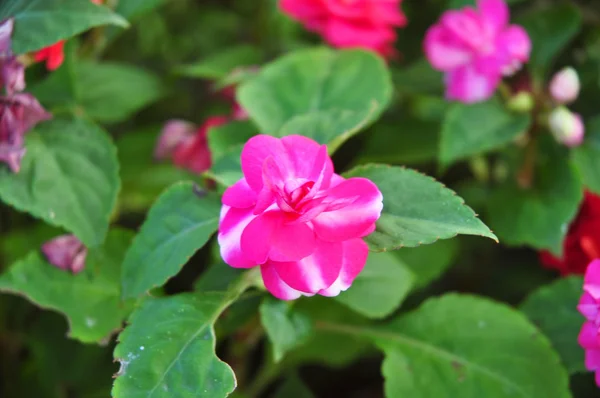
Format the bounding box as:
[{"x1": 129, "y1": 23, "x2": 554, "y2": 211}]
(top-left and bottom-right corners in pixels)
[
  {"x1": 549, "y1": 67, "x2": 580, "y2": 104},
  {"x1": 548, "y1": 107, "x2": 585, "y2": 147}
]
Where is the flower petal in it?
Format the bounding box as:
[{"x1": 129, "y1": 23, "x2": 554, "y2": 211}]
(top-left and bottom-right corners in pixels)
[
  {"x1": 281, "y1": 135, "x2": 333, "y2": 186},
  {"x1": 579, "y1": 321, "x2": 600, "y2": 349},
  {"x1": 498, "y1": 25, "x2": 531, "y2": 63},
  {"x1": 312, "y1": 177, "x2": 383, "y2": 242},
  {"x1": 273, "y1": 240, "x2": 343, "y2": 294},
  {"x1": 222, "y1": 179, "x2": 257, "y2": 208},
  {"x1": 218, "y1": 206, "x2": 257, "y2": 268},
  {"x1": 261, "y1": 263, "x2": 304, "y2": 300},
  {"x1": 241, "y1": 135, "x2": 291, "y2": 192},
  {"x1": 578, "y1": 292, "x2": 600, "y2": 322},
  {"x1": 318, "y1": 238, "x2": 369, "y2": 297},
  {"x1": 424, "y1": 25, "x2": 472, "y2": 71},
  {"x1": 585, "y1": 260, "x2": 600, "y2": 299},
  {"x1": 477, "y1": 0, "x2": 508, "y2": 33},
  {"x1": 241, "y1": 211, "x2": 316, "y2": 264},
  {"x1": 445, "y1": 64, "x2": 500, "y2": 103}
]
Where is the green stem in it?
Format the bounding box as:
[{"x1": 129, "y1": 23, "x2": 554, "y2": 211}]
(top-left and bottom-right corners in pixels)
[{"x1": 245, "y1": 358, "x2": 281, "y2": 398}]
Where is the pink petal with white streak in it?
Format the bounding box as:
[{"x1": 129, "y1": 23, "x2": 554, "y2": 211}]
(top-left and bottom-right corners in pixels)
[
  {"x1": 261, "y1": 263, "x2": 304, "y2": 300},
  {"x1": 318, "y1": 238, "x2": 369, "y2": 297},
  {"x1": 218, "y1": 206, "x2": 257, "y2": 268}
]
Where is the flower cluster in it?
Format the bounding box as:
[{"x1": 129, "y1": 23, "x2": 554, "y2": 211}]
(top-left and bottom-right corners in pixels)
[
  {"x1": 280, "y1": 0, "x2": 406, "y2": 58},
  {"x1": 0, "y1": 19, "x2": 51, "y2": 173},
  {"x1": 217, "y1": 135, "x2": 383, "y2": 300},
  {"x1": 540, "y1": 192, "x2": 600, "y2": 276},
  {"x1": 578, "y1": 260, "x2": 600, "y2": 386},
  {"x1": 547, "y1": 67, "x2": 584, "y2": 147},
  {"x1": 41, "y1": 234, "x2": 88, "y2": 273},
  {"x1": 424, "y1": 0, "x2": 530, "y2": 103}
]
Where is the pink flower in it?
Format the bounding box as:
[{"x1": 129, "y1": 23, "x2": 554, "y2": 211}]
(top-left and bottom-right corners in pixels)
[
  {"x1": 0, "y1": 93, "x2": 52, "y2": 172},
  {"x1": 217, "y1": 135, "x2": 383, "y2": 300},
  {"x1": 41, "y1": 234, "x2": 87, "y2": 273},
  {"x1": 548, "y1": 106, "x2": 584, "y2": 148},
  {"x1": 0, "y1": 19, "x2": 24, "y2": 95},
  {"x1": 578, "y1": 260, "x2": 600, "y2": 386},
  {"x1": 280, "y1": 0, "x2": 406, "y2": 58},
  {"x1": 549, "y1": 67, "x2": 580, "y2": 105},
  {"x1": 155, "y1": 116, "x2": 228, "y2": 174},
  {"x1": 424, "y1": 0, "x2": 531, "y2": 103}
]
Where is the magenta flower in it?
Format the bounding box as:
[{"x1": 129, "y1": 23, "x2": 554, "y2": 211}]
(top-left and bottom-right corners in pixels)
[
  {"x1": 0, "y1": 93, "x2": 51, "y2": 172},
  {"x1": 155, "y1": 116, "x2": 228, "y2": 174},
  {"x1": 280, "y1": 0, "x2": 406, "y2": 58},
  {"x1": 0, "y1": 19, "x2": 24, "y2": 95},
  {"x1": 578, "y1": 260, "x2": 600, "y2": 386},
  {"x1": 424, "y1": 0, "x2": 531, "y2": 103},
  {"x1": 41, "y1": 234, "x2": 88, "y2": 273},
  {"x1": 217, "y1": 135, "x2": 383, "y2": 300}
]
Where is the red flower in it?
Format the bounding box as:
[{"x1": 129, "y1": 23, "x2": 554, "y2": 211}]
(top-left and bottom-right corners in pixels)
[
  {"x1": 34, "y1": 41, "x2": 65, "y2": 71},
  {"x1": 540, "y1": 192, "x2": 600, "y2": 275}
]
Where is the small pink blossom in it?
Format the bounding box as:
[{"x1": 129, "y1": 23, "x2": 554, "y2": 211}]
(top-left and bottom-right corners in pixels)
[
  {"x1": 424, "y1": 0, "x2": 531, "y2": 103},
  {"x1": 41, "y1": 234, "x2": 87, "y2": 273},
  {"x1": 218, "y1": 135, "x2": 383, "y2": 300},
  {"x1": 280, "y1": 0, "x2": 406, "y2": 58},
  {"x1": 549, "y1": 67, "x2": 580, "y2": 105},
  {"x1": 0, "y1": 19, "x2": 24, "y2": 95},
  {"x1": 155, "y1": 116, "x2": 228, "y2": 174},
  {"x1": 548, "y1": 106, "x2": 584, "y2": 148},
  {"x1": 578, "y1": 260, "x2": 600, "y2": 386}
]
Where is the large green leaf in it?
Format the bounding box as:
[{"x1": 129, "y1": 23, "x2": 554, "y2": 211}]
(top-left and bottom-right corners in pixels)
[
  {"x1": 440, "y1": 100, "x2": 531, "y2": 166},
  {"x1": 207, "y1": 121, "x2": 256, "y2": 162},
  {"x1": 395, "y1": 239, "x2": 459, "y2": 289},
  {"x1": 487, "y1": 138, "x2": 583, "y2": 254},
  {"x1": 272, "y1": 374, "x2": 315, "y2": 398},
  {"x1": 572, "y1": 116, "x2": 600, "y2": 195},
  {"x1": 112, "y1": 293, "x2": 237, "y2": 398},
  {"x1": 33, "y1": 59, "x2": 165, "y2": 124},
  {"x1": 237, "y1": 48, "x2": 392, "y2": 148},
  {"x1": 260, "y1": 297, "x2": 313, "y2": 362},
  {"x1": 206, "y1": 144, "x2": 244, "y2": 187},
  {"x1": 177, "y1": 45, "x2": 263, "y2": 80},
  {"x1": 115, "y1": 0, "x2": 166, "y2": 20},
  {"x1": 121, "y1": 182, "x2": 221, "y2": 299},
  {"x1": 344, "y1": 165, "x2": 496, "y2": 250},
  {"x1": 335, "y1": 251, "x2": 414, "y2": 319},
  {"x1": 319, "y1": 294, "x2": 570, "y2": 397},
  {"x1": 518, "y1": 4, "x2": 582, "y2": 76},
  {"x1": 520, "y1": 276, "x2": 585, "y2": 374},
  {"x1": 0, "y1": 229, "x2": 133, "y2": 343},
  {"x1": 0, "y1": 0, "x2": 128, "y2": 54},
  {"x1": 0, "y1": 118, "x2": 119, "y2": 247}
]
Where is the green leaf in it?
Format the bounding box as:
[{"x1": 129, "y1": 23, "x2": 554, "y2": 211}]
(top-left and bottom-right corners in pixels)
[
  {"x1": 335, "y1": 251, "x2": 414, "y2": 319},
  {"x1": 0, "y1": 118, "x2": 119, "y2": 247},
  {"x1": 32, "y1": 58, "x2": 165, "y2": 124},
  {"x1": 272, "y1": 374, "x2": 315, "y2": 398},
  {"x1": 519, "y1": 4, "x2": 582, "y2": 76},
  {"x1": 375, "y1": 295, "x2": 571, "y2": 398},
  {"x1": 393, "y1": 58, "x2": 443, "y2": 95},
  {"x1": 121, "y1": 182, "x2": 221, "y2": 299},
  {"x1": 115, "y1": 0, "x2": 166, "y2": 20},
  {"x1": 207, "y1": 121, "x2": 256, "y2": 162},
  {"x1": 395, "y1": 238, "x2": 459, "y2": 289},
  {"x1": 237, "y1": 48, "x2": 392, "y2": 148},
  {"x1": 520, "y1": 276, "x2": 585, "y2": 374},
  {"x1": 344, "y1": 165, "x2": 497, "y2": 251},
  {"x1": 440, "y1": 100, "x2": 531, "y2": 166},
  {"x1": 573, "y1": 116, "x2": 600, "y2": 195},
  {"x1": 207, "y1": 144, "x2": 243, "y2": 187},
  {"x1": 447, "y1": 0, "x2": 525, "y2": 8},
  {"x1": 260, "y1": 297, "x2": 314, "y2": 362},
  {"x1": 0, "y1": 0, "x2": 128, "y2": 54},
  {"x1": 112, "y1": 293, "x2": 238, "y2": 398},
  {"x1": 0, "y1": 229, "x2": 133, "y2": 343},
  {"x1": 177, "y1": 45, "x2": 263, "y2": 80},
  {"x1": 487, "y1": 138, "x2": 583, "y2": 253}
]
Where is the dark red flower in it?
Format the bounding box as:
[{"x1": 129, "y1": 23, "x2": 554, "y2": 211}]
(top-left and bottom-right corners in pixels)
[{"x1": 540, "y1": 192, "x2": 600, "y2": 275}]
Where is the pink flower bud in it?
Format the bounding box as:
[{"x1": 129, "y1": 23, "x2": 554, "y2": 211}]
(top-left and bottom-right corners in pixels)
[
  {"x1": 549, "y1": 67, "x2": 580, "y2": 104},
  {"x1": 548, "y1": 107, "x2": 584, "y2": 147},
  {"x1": 41, "y1": 235, "x2": 87, "y2": 273},
  {"x1": 154, "y1": 120, "x2": 196, "y2": 160}
]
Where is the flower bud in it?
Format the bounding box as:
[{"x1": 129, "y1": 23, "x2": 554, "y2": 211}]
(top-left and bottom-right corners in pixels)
[
  {"x1": 549, "y1": 67, "x2": 580, "y2": 104},
  {"x1": 41, "y1": 235, "x2": 87, "y2": 273},
  {"x1": 548, "y1": 106, "x2": 584, "y2": 147},
  {"x1": 154, "y1": 120, "x2": 196, "y2": 160},
  {"x1": 506, "y1": 91, "x2": 534, "y2": 113}
]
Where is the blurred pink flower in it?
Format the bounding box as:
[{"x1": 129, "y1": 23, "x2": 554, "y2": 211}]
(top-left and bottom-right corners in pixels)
[
  {"x1": 0, "y1": 93, "x2": 51, "y2": 172},
  {"x1": 0, "y1": 19, "x2": 24, "y2": 94},
  {"x1": 218, "y1": 135, "x2": 383, "y2": 300},
  {"x1": 549, "y1": 67, "x2": 580, "y2": 105},
  {"x1": 280, "y1": 0, "x2": 406, "y2": 58},
  {"x1": 578, "y1": 260, "x2": 600, "y2": 386},
  {"x1": 155, "y1": 116, "x2": 228, "y2": 174},
  {"x1": 548, "y1": 106, "x2": 584, "y2": 148},
  {"x1": 424, "y1": 0, "x2": 530, "y2": 103},
  {"x1": 41, "y1": 234, "x2": 87, "y2": 274}
]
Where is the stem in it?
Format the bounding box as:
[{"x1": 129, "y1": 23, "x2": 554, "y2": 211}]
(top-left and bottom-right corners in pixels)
[{"x1": 516, "y1": 133, "x2": 538, "y2": 189}]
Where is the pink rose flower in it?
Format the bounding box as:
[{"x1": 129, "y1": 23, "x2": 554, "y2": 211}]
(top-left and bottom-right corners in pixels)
[
  {"x1": 217, "y1": 135, "x2": 383, "y2": 300},
  {"x1": 578, "y1": 260, "x2": 600, "y2": 386},
  {"x1": 280, "y1": 0, "x2": 406, "y2": 58},
  {"x1": 424, "y1": 0, "x2": 531, "y2": 103},
  {"x1": 41, "y1": 234, "x2": 87, "y2": 273},
  {"x1": 155, "y1": 116, "x2": 228, "y2": 174}
]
